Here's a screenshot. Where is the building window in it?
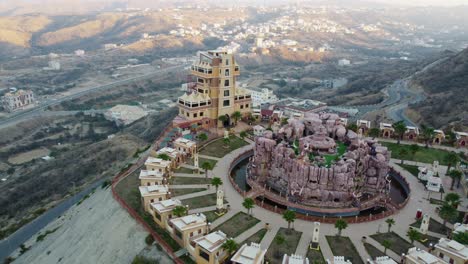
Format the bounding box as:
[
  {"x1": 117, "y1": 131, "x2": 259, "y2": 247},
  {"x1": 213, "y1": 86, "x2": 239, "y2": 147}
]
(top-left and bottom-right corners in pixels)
[
  {"x1": 225, "y1": 69, "x2": 229, "y2": 76},
  {"x1": 224, "y1": 90, "x2": 230, "y2": 97},
  {"x1": 197, "y1": 78, "x2": 204, "y2": 83},
  {"x1": 439, "y1": 253, "x2": 444, "y2": 258},
  {"x1": 224, "y1": 79, "x2": 229, "y2": 86},
  {"x1": 150, "y1": 199, "x2": 154, "y2": 203},
  {"x1": 199, "y1": 250, "x2": 210, "y2": 261},
  {"x1": 225, "y1": 59, "x2": 229, "y2": 65},
  {"x1": 200, "y1": 112, "x2": 204, "y2": 117},
  {"x1": 246, "y1": 104, "x2": 249, "y2": 108},
  {"x1": 449, "y1": 259, "x2": 454, "y2": 264},
  {"x1": 223, "y1": 100, "x2": 230, "y2": 107},
  {"x1": 194, "y1": 113, "x2": 198, "y2": 118},
  {"x1": 186, "y1": 112, "x2": 190, "y2": 117},
  {"x1": 198, "y1": 229, "x2": 202, "y2": 234},
  {"x1": 190, "y1": 232, "x2": 193, "y2": 237},
  {"x1": 240, "y1": 105, "x2": 244, "y2": 109}
]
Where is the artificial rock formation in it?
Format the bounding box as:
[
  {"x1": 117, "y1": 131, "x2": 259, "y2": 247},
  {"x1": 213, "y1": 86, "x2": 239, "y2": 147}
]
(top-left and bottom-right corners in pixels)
[{"x1": 248, "y1": 113, "x2": 391, "y2": 208}]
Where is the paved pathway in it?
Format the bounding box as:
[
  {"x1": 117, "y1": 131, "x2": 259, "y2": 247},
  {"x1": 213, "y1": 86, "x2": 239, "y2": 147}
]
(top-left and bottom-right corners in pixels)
[
  {"x1": 179, "y1": 164, "x2": 197, "y2": 170},
  {"x1": 169, "y1": 184, "x2": 209, "y2": 189},
  {"x1": 173, "y1": 173, "x2": 206, "y2": 178},
  {"x1": 234, "y1": 221, "x2": 264, "y2": 243},
  {"x1": 260, "y1": 225, "x2": 280, "y2": 249},
  {"x1": 198, "y1": 154, "x2": 221, "y2": 161},
  {"x1": 171, "y1": 189, "x2": 215, "y2": 200},
  {"x1": 207, "y1": 141, "x2": 452, "y2": 263},
  {"x1": 211, "y1": 210, "x2": 237, "y2": 229},
  {"x1": 295, "y1": 232, "x2": 310, "y2": 256}
]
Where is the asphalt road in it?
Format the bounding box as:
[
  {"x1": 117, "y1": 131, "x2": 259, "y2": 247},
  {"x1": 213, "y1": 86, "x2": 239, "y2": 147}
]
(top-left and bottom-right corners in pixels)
[{"x1": 0, "y1": 64, "x2": 187, "y2": 129}]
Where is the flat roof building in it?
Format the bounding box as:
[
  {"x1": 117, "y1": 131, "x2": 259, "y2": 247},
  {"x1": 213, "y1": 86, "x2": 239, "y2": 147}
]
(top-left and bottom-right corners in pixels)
[
  {"x1": 1, "y1": 89, "x2": 35, "y2": 112},
  {"x1": 193, "y1": 230, "x2": 228, "y2": 264},
  {"x1": 283, "y1": 254, "x2": 310, "y2": 264},
  {"x1": 231, "y1": 242, "x2": 267, "y2": 264},
  {"x1": 139, "y1": 185, "x2": 169, "y2": 212},
  {"x1": 404, "y1": 247, "x2": 448, "y2": 264},
  {"x1": 168, "y1": 213, "x2": 208, "y2": 249},
  {"x1": 145, "y1": 157, "x2": 171, "y2": 175},
  {"x1": 433, "y1": 238, "x2": 468, "y2": 264},
  {"x1": 139, "y1": 169, "x2": 165, "y2": 186},
  {"x1": 173, "y1": 137, "x2": 197, "y2": 156},
  {"x1": 150, "y1": 198, "x2": 182, "y2": 229}
]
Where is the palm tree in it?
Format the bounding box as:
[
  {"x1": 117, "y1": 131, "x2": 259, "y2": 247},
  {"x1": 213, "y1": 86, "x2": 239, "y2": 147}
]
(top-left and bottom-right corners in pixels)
[
  {"x1": 447, "y1": 170, "x2": 462, "y2": 190},
  {"x1": 274, "y1": 235, "x2": 285, "y2": 258},
  {"x1": 242, "y1": 198, "x2": 255, "y2": 215},
  {"x1": 197, "y1": 133, "x2": 208, "y2": 142},
  {"x1": 382, "y1": 239, "x2": 392, "y2": 254},
  {"x1": 444, "y1": 152, "x2": 460, "y2": 173},
  {"x1": 385, "y1": 218, "x2": 395, "y2": 233},
  {"x1": 222, "y1": 239, "x2": 239, "y2": 257},
  {"x1": 392, "y1": 121, "x2": 407, "y2": 144},
  {"x1": 200, "y1": 161, "x2": 213, "y2": 178},
  {"x1": 368, "y1": 128, "x2": 380, "y2": 138},
  {"x1": 211, "y1": 177, "x2": 223, "y2": 192},
  {"x1": 335, "y1": 219, "x2": 348, "y2": 237},
  {"x1": 283, "y1": 210, "x2": 296, "y2": 230},
  {"x1": 439, "y1": 203, "x2": 458, "y2": 227},
  {"x1": 240, "y1": 131, "x2": 247, "y2": 140},
  {"x1": 232, "y1": 111, "x2": 242, "y2": 125},
  {"x1": 420, "y1": 125, "x2": 435, "y2": 148},
  {"x1": 407, "y1": 228, "x2": 421, "y2": 245},
  {"x1": 173, "y1": 205, "x2": 188, "y2": 217},
  {"x1": 445, "y1": 193, "x2": 461, "y2": 208},
  {"x1": 157, "y1": 153, "x2": 170, "y2": 161}
]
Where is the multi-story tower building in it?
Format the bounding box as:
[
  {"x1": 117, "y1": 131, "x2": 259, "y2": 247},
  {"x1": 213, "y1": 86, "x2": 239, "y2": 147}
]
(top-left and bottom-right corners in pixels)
[{"x1": 175, "y1": 50, "x2": 252, "y2": 128}]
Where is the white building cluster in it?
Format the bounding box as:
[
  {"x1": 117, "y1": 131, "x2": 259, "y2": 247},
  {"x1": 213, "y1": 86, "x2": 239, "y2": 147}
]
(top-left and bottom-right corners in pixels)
[{"x1": 1, "y1": 89, "x2": 35, "y2": 112}]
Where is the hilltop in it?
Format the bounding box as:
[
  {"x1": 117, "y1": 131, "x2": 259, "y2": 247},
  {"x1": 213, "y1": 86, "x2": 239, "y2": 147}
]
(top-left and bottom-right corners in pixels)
[{"x1": 409, "y1": 48, "x2": 468, "y2": 130}]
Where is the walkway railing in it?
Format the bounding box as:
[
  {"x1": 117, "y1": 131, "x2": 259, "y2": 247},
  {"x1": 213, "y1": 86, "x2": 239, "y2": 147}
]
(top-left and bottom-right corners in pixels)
[
  {"x1": 111, "y1": 123, "x2": 184, "y2": 264},
  {"x1": 227, "y1": 150, "x2": 412, "y2": 224}
]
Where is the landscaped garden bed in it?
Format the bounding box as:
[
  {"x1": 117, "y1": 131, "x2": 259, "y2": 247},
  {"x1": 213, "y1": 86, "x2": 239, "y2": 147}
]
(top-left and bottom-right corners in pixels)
[
  {"x1": 381, "y1": 142, "x2": 453, "y2": 165},
  {"x1": 363, "y1": 242, "x2": 386, "y2": 259},
  {"x1": 214, "y1": 212, "x2": 260, "y2": 238},
  {"x1": 410, "y1": 218, "x2": 451, "y2": 235},
  {"x1": 168, "y1": 177, "x2": 211, "y2": 185},
  {"x1": 326, "y1": 236, "x2": 364, "y2": 264},
  {"x1": 170, "y1": 188, "x2": 206, "y2": 197},
  {"x1": 370, "y1": 232, "x2": 412, "y2": 255},
  {"x1": 266, "y1": 228, "x2": 303, "y2": 263},
  {"x1": 242, "y1": 228, "x2": 267, "y2": 244},
  {"x1": 181, "y1": 193, "x2": 226, "y2": 209},
  {"x1": 199, "y1": 136, "x2": 249, "y2": 158}
]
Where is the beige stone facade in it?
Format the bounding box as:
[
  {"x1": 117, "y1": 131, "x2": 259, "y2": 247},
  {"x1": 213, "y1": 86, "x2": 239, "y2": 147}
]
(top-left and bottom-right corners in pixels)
[
  {"x1": 433, "y1": 238, "x2": 468, "y2": 264},
  {"x1": 149, "y1": 198, "x2": 182, "y2": 229},
  {"x1": 231, "y1": 242, "x2": 267, "y2": 264},
  {"x1": 173, "y1": 137, "x2": 197, "y2": 157},
  {"x1": 175, "y1": 50, "x2": 252, "y2": 129},
  {"x1": 167, "y1": 213, "x2": 208, "y2": 249},
  {"x1": 139, "y1": 185, "x2": 169, "y2": 212},
  {"x1": 192, "y1": 231, "x2": 228, "y2": 264}
]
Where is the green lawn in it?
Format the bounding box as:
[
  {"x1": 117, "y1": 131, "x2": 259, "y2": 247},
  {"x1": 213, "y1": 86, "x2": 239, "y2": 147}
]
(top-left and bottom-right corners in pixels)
[
  {"x1": 410, "y1": 218, "x2": 451, "y2": 235},
  {"x1": 188, "y1": 157, "x2": 218, "y2": 168},
  {"x1": 326, "y1": 236, "x2": 364, "y2": 264},
  {"x1": 399, "y1": 164, "x2": 419, "y2": 177},
  {"x1": 171, "y1": 188, "x2": 206, "y2": 197},
  {"x1": 181, "y1": 193, "x2": 226, "y2": 209},
  {"x1": 199, "y1": 136, "x2": 249, "y2": 158},
  {"x1": 266, "y1": 228, "x2": 303, "y2": 263},
  {"x1": 381, "y1": 142, "x2": 453, "y2": 165},
  {"x1": 363, "y1": 242, "x2": 386, "y2": 260},
  {"x1": 242, "y1": 228, "x2": 267, "y2": 244},
  {"x1": 169, "y1": 177, "x2": 211, "y2": 185},
  {"x1": 174, "y1": 167, "x2": 197, "y2": 174},
  {"x1": 214, "y1": 212, "x2": 260, "y2": 238},
  {"x1": 370, "y1": 232, "x2": 412, "y2": 255},
  {"x1": 322, "y1": 142, "x2": 347, "y2": 167}
]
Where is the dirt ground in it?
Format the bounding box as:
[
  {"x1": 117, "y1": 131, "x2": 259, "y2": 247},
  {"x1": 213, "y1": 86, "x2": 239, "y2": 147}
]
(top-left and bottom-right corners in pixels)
[
  {"x1": 12, "y1": 187, "x2": 172, "y2": 264},
  {"x1": 7, "y1": 148, "x2": 50, "y2": 164}
]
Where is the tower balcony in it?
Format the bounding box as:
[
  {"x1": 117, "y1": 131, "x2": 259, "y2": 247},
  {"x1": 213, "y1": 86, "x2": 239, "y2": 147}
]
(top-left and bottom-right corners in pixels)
[{"x1": 191, "y1": 65, "x2": 213, "y2": 78}]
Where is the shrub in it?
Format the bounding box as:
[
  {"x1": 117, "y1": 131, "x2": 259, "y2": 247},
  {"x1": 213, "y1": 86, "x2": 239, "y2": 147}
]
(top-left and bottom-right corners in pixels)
[{"x1": 145, "y1": 234, "x2": 154, "y2": 245}]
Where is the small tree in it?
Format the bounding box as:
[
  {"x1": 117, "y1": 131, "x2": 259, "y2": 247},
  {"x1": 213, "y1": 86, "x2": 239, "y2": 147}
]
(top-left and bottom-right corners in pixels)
[
  {"x1": 399, "y1": 149, "x2": 408, "y2": 164},
  {"x1": 409, "y1": 144, "x2": 419, "y2": 159},
  {"x1": 218, "y1": 115, "x2": 228, "y2": 127},
  {"x1": 283, "y1": 210, "x2": 296, "y2": 230},
  {"x1": 392, "y1": 121, "x2": 407, "y2": 144},
  {"x1": 211, "y1": 177, "x2": 223, "y2": 192},
  {"x1": 173, "y1": 205, "x2": 188, "y2": 217},
  {"x1": 335, "y1": 219, "x2": 348, "y2": 237},
  {"x1": 368, "y1": 128, "x2": 380, "y2": 138},
  {"x1": 347, "y1": 124, "x2": 358, "y2": 133},
  {"x1": 201, "y1": 161, "x2": 213, "y2": 178},
  {"x1": 145, "y1": 234, "x2": 154, "y2": 245},
  {"x1": 447, "y1": 170, "x2": 462, "y2": 190},
  {"x1": 197, "y1": 133, "x2": 208, "y2": 142},
  {"x1": 240, "y1": 131, "x2": 247, "y2": 140},
  {"x1": 407, "y1": 228, "x2": 421, "y2": 245},
  {"x1": 274, "y1": 235, "x2": 285, "y2": 257},
  {"x1": 242, "y1": 198, "x2": 255, "y2": 215},
  {"x1": 223, "y1": 137, "x2": 231, "y2": 148},
  {"x1": 444, "y1": 152, "x2": 460, "y2": 173},
  {"x1": 157, "y1": 153, "x2": 170, "y2": 161},
  {"x1": 382, "y1": 239, "x2": 392, "y2": 254},
  {"x1": 222, "y1": 239, "x2": 239, "y2": 257},
  {"x1": 453, "y1": 231, "x2": 468, "y2": 245},
  {"x1": 385, "y1": 218, "x2": 395, "y2": 233},
  {"x1": 439, "y1": 203, "x2": 458, "y2": 227},
  {"x1": 232, "y1": 111, "x2": 242, "y2": 125},
  {"x1": 445, "y1": 193, "x2": 461, "y2": 208}
]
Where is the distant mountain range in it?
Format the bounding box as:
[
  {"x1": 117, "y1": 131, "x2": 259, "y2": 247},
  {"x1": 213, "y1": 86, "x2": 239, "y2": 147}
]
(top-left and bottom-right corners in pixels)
[{"x1": 410, "y1": 47, "x2": 468, "y2": 130}]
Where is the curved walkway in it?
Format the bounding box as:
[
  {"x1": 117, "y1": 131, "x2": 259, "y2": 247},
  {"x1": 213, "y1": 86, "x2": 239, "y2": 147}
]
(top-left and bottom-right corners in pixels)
[{"x1": 212, "y1": 142, "x2": 449, "y2": 263}]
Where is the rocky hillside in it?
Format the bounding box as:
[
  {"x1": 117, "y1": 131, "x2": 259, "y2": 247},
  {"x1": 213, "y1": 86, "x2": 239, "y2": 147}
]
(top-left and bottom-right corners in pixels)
[{"x1": 410, "y1": 48, "x2": 468, "y2": 130}]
